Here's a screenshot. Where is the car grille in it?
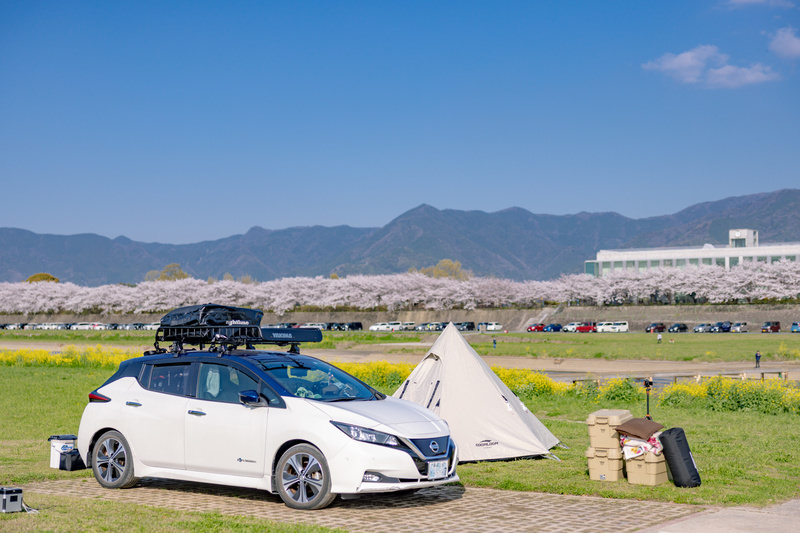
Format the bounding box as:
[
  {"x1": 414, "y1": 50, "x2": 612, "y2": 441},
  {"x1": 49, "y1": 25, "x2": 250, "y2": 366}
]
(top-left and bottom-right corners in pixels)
[
  {"x1": 409, "y1": 439, "x2": 457, "y2": 477},
  {"x1": 409, "y1": 436, "x2": 450, "y2": 458}
]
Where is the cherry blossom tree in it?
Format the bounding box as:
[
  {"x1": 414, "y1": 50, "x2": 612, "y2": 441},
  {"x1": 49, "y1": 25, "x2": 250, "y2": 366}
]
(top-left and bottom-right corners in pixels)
[{"x1": 2, "y1": 261, "x2": 799, "y2": 315}]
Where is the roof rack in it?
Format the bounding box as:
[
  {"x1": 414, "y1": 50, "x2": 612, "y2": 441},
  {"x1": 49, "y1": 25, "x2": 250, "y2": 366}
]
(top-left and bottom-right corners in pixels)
[{"x1": 147, "y1": 325, "x2": 323, "y2": 355}]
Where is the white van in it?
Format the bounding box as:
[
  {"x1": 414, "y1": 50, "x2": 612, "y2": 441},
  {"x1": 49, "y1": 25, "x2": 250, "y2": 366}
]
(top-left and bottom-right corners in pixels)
[{"x1": 597, "y1": 321, "x2": 628, "y2": 332}]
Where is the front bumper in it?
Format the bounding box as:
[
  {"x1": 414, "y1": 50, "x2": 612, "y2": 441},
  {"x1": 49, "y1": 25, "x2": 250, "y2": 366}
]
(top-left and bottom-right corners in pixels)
[{"x1": 327, "y1": 435, "x2": 459, "y2": 495}]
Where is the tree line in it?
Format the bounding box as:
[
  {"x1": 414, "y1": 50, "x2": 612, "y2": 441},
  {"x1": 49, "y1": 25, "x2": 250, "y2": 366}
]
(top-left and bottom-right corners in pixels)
[{"x1": 4, "y1": 260, "x2": 800, "y2": 315}]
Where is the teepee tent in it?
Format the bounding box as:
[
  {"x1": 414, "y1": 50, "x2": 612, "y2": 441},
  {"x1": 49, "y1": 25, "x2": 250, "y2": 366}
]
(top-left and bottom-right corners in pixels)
[{"x1": 394, "y1": 323, "x2": 560, "y2": 462}]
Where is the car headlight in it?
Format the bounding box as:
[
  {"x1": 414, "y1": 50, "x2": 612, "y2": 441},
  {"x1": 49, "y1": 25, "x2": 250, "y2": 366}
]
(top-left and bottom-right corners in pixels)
[{"x1": 331, "y1": 422, "x2": 400, "y2": 447}]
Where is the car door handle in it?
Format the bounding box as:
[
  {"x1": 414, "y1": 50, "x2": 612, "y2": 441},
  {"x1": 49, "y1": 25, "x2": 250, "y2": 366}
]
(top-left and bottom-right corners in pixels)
[
  {"x1": 125, "y1": 401, "x2": 142, "y2": 407},
  {"x1": 188, "y1": 410, "x2": 206, "y2": 416}
]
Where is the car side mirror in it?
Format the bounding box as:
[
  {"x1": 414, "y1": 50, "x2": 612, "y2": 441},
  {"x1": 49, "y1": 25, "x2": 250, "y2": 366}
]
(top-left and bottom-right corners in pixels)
[{"x1": 239, "y1": 390, "x2": 266, "y2": 407}]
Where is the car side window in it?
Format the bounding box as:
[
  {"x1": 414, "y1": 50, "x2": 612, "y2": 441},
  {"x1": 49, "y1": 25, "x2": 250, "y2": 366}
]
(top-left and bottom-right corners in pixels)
[
  {"x1": 148, "y1": 363, "x2": 192, "y2": 396},
  {"x1": 198, "y1": 363, "x2": 258, "y2": 404}
]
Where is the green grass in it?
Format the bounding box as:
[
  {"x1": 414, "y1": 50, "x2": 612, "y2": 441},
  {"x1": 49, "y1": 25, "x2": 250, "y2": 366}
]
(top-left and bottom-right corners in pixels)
[
  {"x1": 0, "y1": 329, "x2": 154, "y2": 346},
  {"x1": 0, "y1": 369, "x2": 344, "y2": 532},
  {"x1": 456, "y1": 395, "x2": 800, "y2": 506},
  {"x1": 464, "y1": 332, "x2": 800, "y2": 363},
  {"x1": 2, "y1": 366, "x2": 799, "y2": 512}
]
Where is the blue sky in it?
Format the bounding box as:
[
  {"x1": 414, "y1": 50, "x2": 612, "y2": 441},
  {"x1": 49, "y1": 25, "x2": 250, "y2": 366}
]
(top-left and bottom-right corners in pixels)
[{"x1": 2, "y1": 1, "x2": 799, "y2": 244}]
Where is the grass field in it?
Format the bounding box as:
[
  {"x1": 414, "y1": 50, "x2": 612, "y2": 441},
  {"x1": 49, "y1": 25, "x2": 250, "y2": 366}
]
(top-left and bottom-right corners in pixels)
[
  {"x1": 467, "y1": 331, "x2": 800, "y2": 363},
  {"x1": 1, "y1": 331, "x2": 799, "y2": 530}
]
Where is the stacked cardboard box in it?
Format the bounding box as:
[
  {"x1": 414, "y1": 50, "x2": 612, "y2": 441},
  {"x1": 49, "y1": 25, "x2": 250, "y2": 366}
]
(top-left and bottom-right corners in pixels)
[{"x1": 585, "y1": 409, "x2": 632, "y2": 482}]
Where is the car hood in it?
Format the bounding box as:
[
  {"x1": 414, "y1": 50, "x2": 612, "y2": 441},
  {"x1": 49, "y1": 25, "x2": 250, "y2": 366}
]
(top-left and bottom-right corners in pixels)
[{"x1": 308, "y1": 396, "x2": 448, "y2": 437}]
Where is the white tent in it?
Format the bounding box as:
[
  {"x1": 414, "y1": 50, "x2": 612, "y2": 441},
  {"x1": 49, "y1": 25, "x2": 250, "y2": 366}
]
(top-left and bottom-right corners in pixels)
[{"x1": 393, "y1": 323, "x2": 561, "y2": 462}]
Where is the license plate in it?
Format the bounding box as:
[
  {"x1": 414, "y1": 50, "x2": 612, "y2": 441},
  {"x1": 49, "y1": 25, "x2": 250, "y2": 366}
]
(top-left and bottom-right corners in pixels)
[{"x1": 427, "y1": 460, "x2": 448, "y2": 480}]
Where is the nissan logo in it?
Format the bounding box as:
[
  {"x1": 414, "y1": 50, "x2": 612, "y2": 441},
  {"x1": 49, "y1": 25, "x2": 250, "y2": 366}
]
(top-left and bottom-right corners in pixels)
[{"x1": 429, "y1": 441, "x2": 440, "y2": 453}]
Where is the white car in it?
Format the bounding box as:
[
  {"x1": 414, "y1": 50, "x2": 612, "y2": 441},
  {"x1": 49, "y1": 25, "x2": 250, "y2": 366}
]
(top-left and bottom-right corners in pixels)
[
  {"x1": 597, "y1": 321, "x2": 629, "y2": 333},
  {"x1": 142, "y1": 322, "x2": 160, "y2": 330},
  {"x1": 77, "y1": 325, "x2": 458, "y2": 510},
  {"x1": 485, "y1": 322, "x2": 503, "y2": 331},
  {"x1": 369, "y1": 322, "x2": 389, "y2": 331},
  {"x1": 387, "y1": 321, "x2": 403, "y2": 332},
  {"x1": 731, "y1": 322, "x2": 748, "y2": 333},
  {"x1": 299, "y1": 323, "x2": 327, "y2": 330},
  {"x1": 562, "y1": 322, "x2": 581, "y2": 332}
]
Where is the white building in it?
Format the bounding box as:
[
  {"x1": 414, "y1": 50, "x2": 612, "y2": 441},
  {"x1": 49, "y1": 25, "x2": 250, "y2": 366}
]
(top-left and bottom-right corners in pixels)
[{"x1": 584, "y1": 229, "x2": 800, "y2": 277}]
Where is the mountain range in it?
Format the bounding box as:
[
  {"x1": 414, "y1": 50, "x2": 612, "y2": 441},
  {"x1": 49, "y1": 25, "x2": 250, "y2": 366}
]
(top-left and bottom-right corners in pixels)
[{"x1": 2, "y1": 189, "x2": 800, "y2": 286}]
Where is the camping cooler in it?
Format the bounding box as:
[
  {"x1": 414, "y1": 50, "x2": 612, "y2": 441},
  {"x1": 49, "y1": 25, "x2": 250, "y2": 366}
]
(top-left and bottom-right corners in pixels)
[
  {"x1": 626, "y1": 452, "x2": 668, "y2": 486},
  {"x1": 586, "y1": 409, "x2": 632, "y2": 449},
  {"x1": 48, "y1": 434, "x2": 81, "y2": 470},
  {"x1": 585, "y1": 447, "x2": 624, "y2": 481}
]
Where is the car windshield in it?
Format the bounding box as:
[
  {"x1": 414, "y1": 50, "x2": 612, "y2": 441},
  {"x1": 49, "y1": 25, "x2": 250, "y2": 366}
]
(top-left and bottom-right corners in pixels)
[{"x1": 253, "y1": 355, "x2": 382, "y2": 402}]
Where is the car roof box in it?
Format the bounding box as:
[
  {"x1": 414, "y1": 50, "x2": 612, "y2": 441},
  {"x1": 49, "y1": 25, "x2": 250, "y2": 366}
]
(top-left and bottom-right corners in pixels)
[{"x1": 161, "y1": 304, "x2": 263, "y2": 327}]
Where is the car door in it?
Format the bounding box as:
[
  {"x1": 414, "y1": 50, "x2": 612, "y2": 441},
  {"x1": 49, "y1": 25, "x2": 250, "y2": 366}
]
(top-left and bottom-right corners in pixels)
[
  {"x1": 184, "y1": 361, "x2": 269, "y2": 478},
  {"x1": 123, "y1": 361, "x2": 193, "y2": 470}
]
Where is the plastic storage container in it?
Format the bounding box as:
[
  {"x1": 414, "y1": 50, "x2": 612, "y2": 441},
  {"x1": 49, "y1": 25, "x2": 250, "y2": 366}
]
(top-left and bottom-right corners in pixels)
[
  {"x1": 48, "y1": 434, "x2": 77, "y2": 469},
  {"x1": 586, "y1": 447, "x2": 624, "y2": 481},
  {"x1": 586, "y1": 409, "x2": 632, "y2": 449},
  {"x1": 626, "y1": 452, "x2": 668, "y2": 486}
]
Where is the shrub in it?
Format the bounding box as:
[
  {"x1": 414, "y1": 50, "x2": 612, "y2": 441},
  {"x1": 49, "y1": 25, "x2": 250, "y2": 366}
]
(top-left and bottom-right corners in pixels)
[
  {"x1": 492, "y1": 367, "x2": 569, "y2": 397},
  {"x1": 598, "y1": 378, "x2": 644, "y2": 403},
  {"x1": 334, "y1": 361, "x2": 414, "y2": 392},
  {"x1": 657, "y1": 381, "x2": 705, "y2": 408},
  {"x1": 570, "y1": 380, "x2": 600, "y2": 400},
  {"x1": 664, "y1": 376, "x2": 800, "y2": 415},
  {"x1": 0, "y1": 345, "x2": 136, "y2": 369}
]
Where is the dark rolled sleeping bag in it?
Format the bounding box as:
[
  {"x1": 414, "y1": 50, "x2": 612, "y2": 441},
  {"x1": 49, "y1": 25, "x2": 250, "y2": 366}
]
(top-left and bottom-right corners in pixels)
[{"x1": 660, "y1": 427, "x2": 701, "y2": 487}]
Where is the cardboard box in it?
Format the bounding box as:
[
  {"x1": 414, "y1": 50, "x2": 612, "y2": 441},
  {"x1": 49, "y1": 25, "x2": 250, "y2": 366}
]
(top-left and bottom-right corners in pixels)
[
  {"x1": 586, "y1": 409, "x2": 632, "y2": 449},
  {"x1": 626, "y1": 452, "x2": 669, "y2": 486},
  {"x1": 586, "y1": 446, "x2": 624, "y2": 482}
]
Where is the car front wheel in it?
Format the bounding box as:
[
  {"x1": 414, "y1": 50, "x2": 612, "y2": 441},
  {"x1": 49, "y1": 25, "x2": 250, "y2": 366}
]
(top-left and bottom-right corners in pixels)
[
  {"x1": 92, "y1": 430, "x2": 138, "y2": 489},
  {"x1": 276, "y1": 444, "x2": 336, "y2": 510}
]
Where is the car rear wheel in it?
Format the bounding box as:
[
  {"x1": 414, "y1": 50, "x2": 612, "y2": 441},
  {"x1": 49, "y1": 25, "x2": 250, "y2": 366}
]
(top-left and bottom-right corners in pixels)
[
  {"x1": 276, "y1": 444, "x2": 336, "y2": 510},
  {"x1": 92, "y1": 430, "x2": 138, "y2": 489}
]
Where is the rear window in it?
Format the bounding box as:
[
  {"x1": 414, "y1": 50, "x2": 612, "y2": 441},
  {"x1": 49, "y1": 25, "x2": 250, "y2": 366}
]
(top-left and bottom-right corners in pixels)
[{"x1": 148, "y1": 363, "x2": 193, "y2": 396}]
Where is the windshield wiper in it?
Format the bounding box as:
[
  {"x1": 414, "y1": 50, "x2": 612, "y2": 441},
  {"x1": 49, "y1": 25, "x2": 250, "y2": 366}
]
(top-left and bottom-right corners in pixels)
[{"x1": 324, "y1": 396, "x2": 365, "y2": 402}]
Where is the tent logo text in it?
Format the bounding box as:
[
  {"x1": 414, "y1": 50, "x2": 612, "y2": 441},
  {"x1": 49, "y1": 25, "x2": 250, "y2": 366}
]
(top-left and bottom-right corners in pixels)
[{"x1": 475, "y1": 439, "x2": 499, "y2": 448}]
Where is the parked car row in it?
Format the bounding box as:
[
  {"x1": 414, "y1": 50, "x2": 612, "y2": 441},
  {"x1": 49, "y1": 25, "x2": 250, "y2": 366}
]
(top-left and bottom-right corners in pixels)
[
  {"x1": 0, "y1": 322, "x2": 161, "y2": 330},
  {"x1": 369, "y1": 321, "x2": 414, "y2": 332},
  {"x1": 528, "y1": 322, "x2": 602, "y2": 333},
  {"x1": 264, "y1": 322, "x2": 364, "y2": 331},
  {"x1": 366, "y1": 321, "x2": 500, "y2": 332},
  {"x1": 524, "y1": 319, "x2": 790, "y2": 334}
]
